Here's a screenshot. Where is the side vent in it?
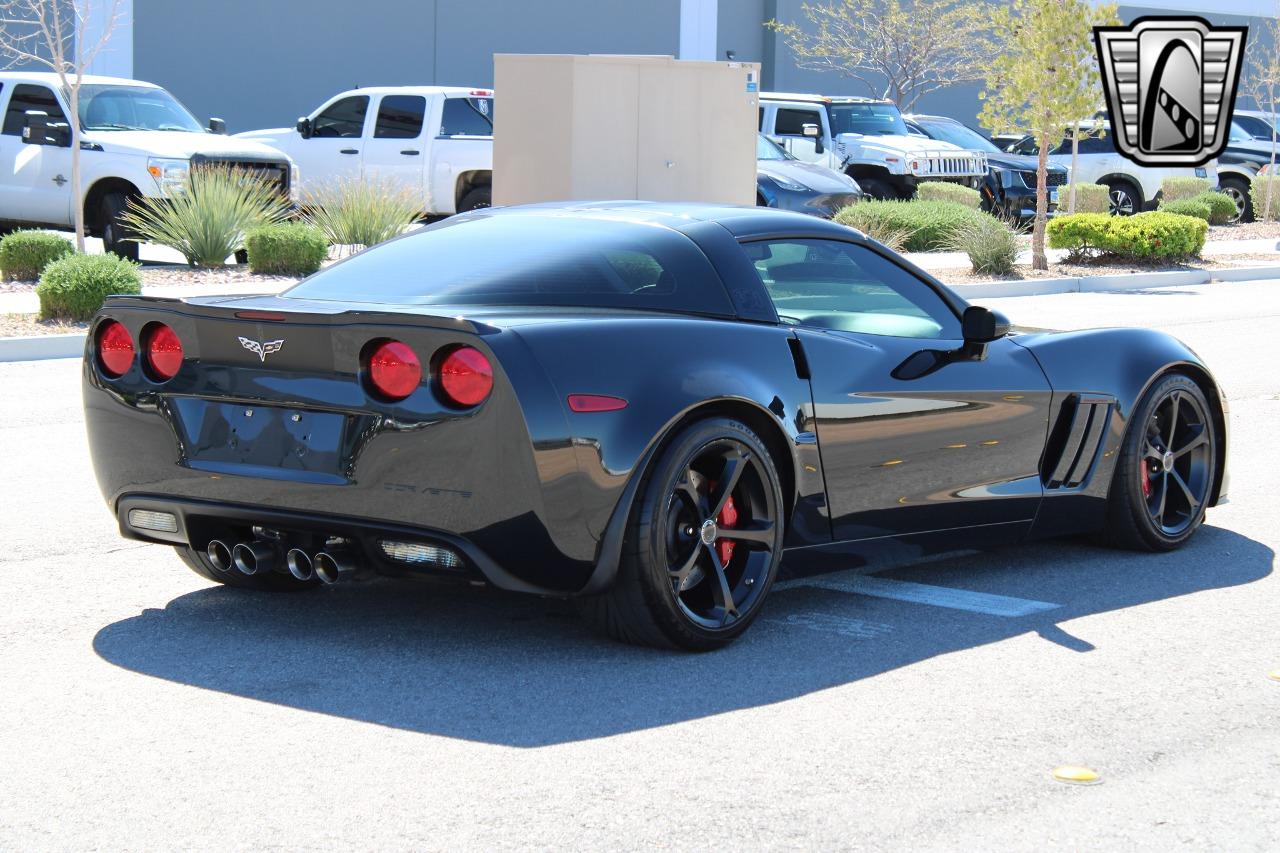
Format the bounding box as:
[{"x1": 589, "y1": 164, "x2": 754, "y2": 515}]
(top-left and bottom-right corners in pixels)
[
  {"x1": 787, "y1": 336, "x2": 811, "y2": 379},
  {"x1": 1041, "y1": 394, "x2": 1114, "y2": 490}
]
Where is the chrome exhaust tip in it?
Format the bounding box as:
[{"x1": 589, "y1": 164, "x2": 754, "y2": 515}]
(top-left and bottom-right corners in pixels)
[
  {"x1": 206, "y1": 539, "x2": 233, "y2": 572},
  {"x1": 232, "y1": 540, "x2": 280, "y2": 576},
  {"x1": 286, "y1": 548, "x2": 314, "y2": 581},
  {"x1": 314, "y1": 549, "x2": 358, "y2": 585}
]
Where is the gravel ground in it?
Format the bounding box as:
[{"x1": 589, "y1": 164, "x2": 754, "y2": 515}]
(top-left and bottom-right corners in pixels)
[
  {"x1": 0, "y1": 314, "x2": 88, "y2": 337},
  {"x1": 138, "y1": 265, "x2": 301, "y2": 289}
]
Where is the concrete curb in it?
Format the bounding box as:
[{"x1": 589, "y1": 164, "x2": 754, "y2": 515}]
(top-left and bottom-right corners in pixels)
[
  {"x1": 0, "y1": 333, "x2": 85, "y2": 363},
  {"x1": 951, "y1": 265, "x2": 1280, "y2": 300}
]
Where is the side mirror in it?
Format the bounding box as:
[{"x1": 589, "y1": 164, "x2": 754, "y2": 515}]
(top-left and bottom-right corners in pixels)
[
  {"x1": 296, "y1": 116, "x2": 313, "y2": 139},
  {"x1": 801, "y1": 123, "x2": 825, "y2": 154},
  {"x1": 22, "y1": 111, "x2": 48, "y2": 145},
  {"x1": 962, "y1": 305, "x2": 1012, "y2": 343},
  {"x1": 208, "y1": 117, "x2": 227, "y2": 134}
]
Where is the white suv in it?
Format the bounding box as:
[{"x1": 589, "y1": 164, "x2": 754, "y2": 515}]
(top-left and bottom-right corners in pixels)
[{"x1": 1007, "y1": 123, "x2": 1215, "y2": 214}]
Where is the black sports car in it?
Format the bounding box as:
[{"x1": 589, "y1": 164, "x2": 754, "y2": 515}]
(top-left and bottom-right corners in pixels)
[
  {"x1": 756, "y1": 133, "x2": 863, "y2": 216},
  {"x1": 84, "y1": 203, "x2": 1229, "y2": 650}
]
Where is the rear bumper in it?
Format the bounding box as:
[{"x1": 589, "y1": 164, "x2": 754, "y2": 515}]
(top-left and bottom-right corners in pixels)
[{"x1": 117, "y1": 494, "x2": 561, "y2": 594}]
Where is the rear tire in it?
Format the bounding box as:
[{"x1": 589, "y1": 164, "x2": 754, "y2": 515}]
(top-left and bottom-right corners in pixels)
[
  {"x1": 1219, "y1": 176, "x2": 1253, "y2": 224},
  {"x1": 1102, "y1": 373, "x2": 1216, "y2": 551},
  {"x1": 175, "y1": 545, "x2": 317, "y2": 591},
  {"x1": 100, "y1": 192, "x2": 140, "y2": 261},
  {"x1": 1104, "y1": 179, "x2": 1141, "y2": 216},
  {"x1": 581, "y1": 417, "x2": 785, "y2": 650},
  {"x1": 458, "y1": 187, "x2": 491, "y2": 212}
]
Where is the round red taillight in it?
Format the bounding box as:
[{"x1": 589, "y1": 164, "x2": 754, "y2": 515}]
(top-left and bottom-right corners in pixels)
[
  {"x1": 366, "y1": 340, "x2": 422, "y2": 401},
  {"x1": 143, "y1": 323, "x2": 183, "y2": 381},
  {"x1": 438, "y1": 346, "x2": 493, "y2": 407},
  {"x1": 96, "y1": 320, "x2": 134, "y2": 377}
]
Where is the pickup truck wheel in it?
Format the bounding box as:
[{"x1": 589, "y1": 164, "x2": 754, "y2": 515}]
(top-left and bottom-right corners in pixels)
[
  {"x1": 100, "y1": 192, "x2": 140, "y2": 261},
  {"x1": 458, "y1": 187, "x2": 491, "y2": 212},
  {"x1": 856, "y1": 177, "x2": 899, "y2": 200}
]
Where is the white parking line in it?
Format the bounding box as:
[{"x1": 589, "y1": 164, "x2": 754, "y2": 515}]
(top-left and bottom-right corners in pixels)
[{"x1": 788, "y1": 576, "x2": 1062, "y2": 617}]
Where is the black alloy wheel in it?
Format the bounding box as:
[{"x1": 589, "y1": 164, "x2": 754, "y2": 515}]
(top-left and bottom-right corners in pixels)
[
  {"x1": 1138, "y1": 387, "x2": 1213, "y2": 537},
  {"x1": 662, "y1": 440, "x2": 777, "y2": 631},
  {"x1": 583, "y1": 417, "x2": 784, "y2": 650},
  {"x1": 1105, "y1": 373, "x2": 1216, "y2": 551}
]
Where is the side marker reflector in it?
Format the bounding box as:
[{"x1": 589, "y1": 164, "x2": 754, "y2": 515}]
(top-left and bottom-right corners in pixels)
[
  {"x1": 568, "y1": 394, "x2": 628, "y2": 413},
  {"x1": 1052, "y1": 766, "x2": 1100, "y2": 784}
]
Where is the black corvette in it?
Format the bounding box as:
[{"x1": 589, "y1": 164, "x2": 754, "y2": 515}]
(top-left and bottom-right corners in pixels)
[{"x1": 84, "y1": 203, "x2": 1228, "y2": 650}]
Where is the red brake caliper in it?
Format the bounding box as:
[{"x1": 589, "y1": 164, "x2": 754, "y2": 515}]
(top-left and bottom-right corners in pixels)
[
  {"x1": 1141, "y1": 461, "x2": 1153, "y2": 498},
  {"x1": 716, "y1": 493, "x2": 738, "y2": 565}
]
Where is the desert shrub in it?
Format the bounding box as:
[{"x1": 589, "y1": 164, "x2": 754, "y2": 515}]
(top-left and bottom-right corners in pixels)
[
  {"x1": 1059, "y1": 183, "x2": 1110, "y2": 214},
  {"x1": 1046, "y1": 212, "x2": 1113, "y2": 261},
  {"x1": 0, "y1": 230, "x2": 74, "y2": 281},
  {"x1": 1158, "y1": 198, "x2": 1213, "y2": 222},
  {"x1": 244, "y1": 222, "x2": 328, "y2": 276},
  {"x1": 302, "y1": 176, "x2": 421, "y2": 251},
  {"x1": 1106, "y1": 212, "x2": 1207, "y2": 261},
  {"x1": 1047, "y1": 211, "x2": 1205, "y2": 263},
  {"x1": 122, "y1": 164, "x2": 289, "y2": 267},
  {"x1": 915, "y1": 182, "x2": 982, "y2": 209},
  {"x1": 1160, "y1": 176, "x2": 1212, "y2": 202},
  {"x1": 1187, "y1": 191, "x2": 1238, "y2": 225},
  {"x1": 37, "y1": 253, "x2": 141, "y2": 321},
  {"x1": 834, "y1": 200, "x2": 988, "y2": 252},
  {"x1": 949, "y1": 216, "x2": 1019, "y2": 276},
  {"x1": 1249, "y1": 175, "x2": 1280, "y2": 221}
]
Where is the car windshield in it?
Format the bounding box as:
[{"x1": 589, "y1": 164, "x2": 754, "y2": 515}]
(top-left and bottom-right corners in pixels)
[
  {"x1": 77, "y1": 84, "x2": 203, "y2": 132},
  {"x1": 756, "y1": 134, "x2": 792, "y2": 160},
  {"x1": 827, "y1": 103, "x2": 907, "y2": 136},
  {"x1": 284, "y1": 214, "x2": 735, "y2": 315},
  {"x1": 915, "y1": 119, "x2": 1002, "y2": 153}
]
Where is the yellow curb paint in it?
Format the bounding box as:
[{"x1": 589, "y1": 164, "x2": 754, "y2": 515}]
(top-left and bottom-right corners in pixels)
[
  {"x1": 1053, "y1": 765, "x2": 1100, "y2": 784},
  {"x1": 1268, "y1": 670, "x2": 1280, "y2": 682}
]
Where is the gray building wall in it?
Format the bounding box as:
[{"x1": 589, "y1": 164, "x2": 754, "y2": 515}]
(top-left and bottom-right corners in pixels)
[
  {"x1": 132, "y1": 0, "x2": 1276, "y2": 134},
  {"x1": 135, "y1": 0, "x2": 680, "y2": 133}
]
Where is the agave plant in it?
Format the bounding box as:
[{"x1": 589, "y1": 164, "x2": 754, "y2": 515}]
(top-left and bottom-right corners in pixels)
[
  {"x1": 121, "y1": 165, "x2": 290, "y2": 267},
  {"x1": 301, "y1": 175, "x2": 422, "y2": 253}
]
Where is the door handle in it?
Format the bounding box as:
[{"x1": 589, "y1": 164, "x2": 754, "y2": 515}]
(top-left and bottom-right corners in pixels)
[
  {"x1": 400, "y1": 149, "x2": 420, "y2": 156},
  {"x1": 339, "y1": 148, "x2": 359, "y2": 155}
]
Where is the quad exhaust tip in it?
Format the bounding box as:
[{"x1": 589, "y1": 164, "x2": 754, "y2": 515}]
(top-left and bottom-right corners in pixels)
[
  {"x1": 206, "y1": 539, "x2": 233, "y2": 572},
  {"x1": 231, "y1": 540, "x2": 280, "y2": 576},
  {"x1": 314, "y1": 549, "x2": 358, "y2": 585},
  {"x1": 286, "y1": 548, "x2": 314, "y2": 581}
]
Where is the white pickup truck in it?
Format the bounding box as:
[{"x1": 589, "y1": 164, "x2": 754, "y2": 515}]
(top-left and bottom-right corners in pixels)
[
  {"x1": 237, "y1": 86, "x2": 494, "y2": 215},
  {"x1": 0, "y1": 71, "x2": 294, "y2": 260}
]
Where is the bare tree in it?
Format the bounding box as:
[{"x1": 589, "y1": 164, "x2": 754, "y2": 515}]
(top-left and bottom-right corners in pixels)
[
  {"x1": 1245, "y1": 12, "x2": 1280, "y2": 220},
  {"x1": 765, "y1": 0, "x2": 995, "y2": 111},
  {"x1": 0, "y1": 0, "x2": 123, "y2": 252}
]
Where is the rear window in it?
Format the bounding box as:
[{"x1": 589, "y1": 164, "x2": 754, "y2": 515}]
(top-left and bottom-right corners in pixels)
[
  {"x1": 439, "y1": 97, "x2": 493, "y2": 136},
  {"x1": 283, "y1": 214, "x2": 734, "y2": 315}
]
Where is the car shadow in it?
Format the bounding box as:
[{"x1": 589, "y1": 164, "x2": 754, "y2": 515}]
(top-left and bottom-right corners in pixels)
[{"x1": 92, "y1": 525, "x2": 1271, "y2": 747}]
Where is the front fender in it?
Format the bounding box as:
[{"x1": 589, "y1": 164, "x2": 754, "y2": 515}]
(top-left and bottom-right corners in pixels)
[{"x1": 1015, "y1": 327, "x2": 1229, "y2": 524}]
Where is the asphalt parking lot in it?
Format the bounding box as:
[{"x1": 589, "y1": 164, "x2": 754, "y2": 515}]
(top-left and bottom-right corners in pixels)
[{"x1": 1, "y1": 280, "x2": 1277, "y2": 850}]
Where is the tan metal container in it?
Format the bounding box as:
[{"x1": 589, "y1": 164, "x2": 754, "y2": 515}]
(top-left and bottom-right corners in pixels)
[{"x1": 493, "y1": 54, "x2": 760, "y2": 206}]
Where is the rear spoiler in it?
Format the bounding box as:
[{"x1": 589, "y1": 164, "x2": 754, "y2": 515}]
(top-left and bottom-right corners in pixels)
[{"x1": 100, "y1": 293, "x2": 483, "y2": 334}]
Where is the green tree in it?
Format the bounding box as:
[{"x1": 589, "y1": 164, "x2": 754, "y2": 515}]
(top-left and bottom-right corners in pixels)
[
  {"x1": 980, "y1": 0, "x2": 1118, "y2": 269},
  {"x1": 1245, "y1": 12, "x2": 1280, "y2": 220},
  {"x1": 765, "y1": 0, "x2": 995, "y2": 111}
]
